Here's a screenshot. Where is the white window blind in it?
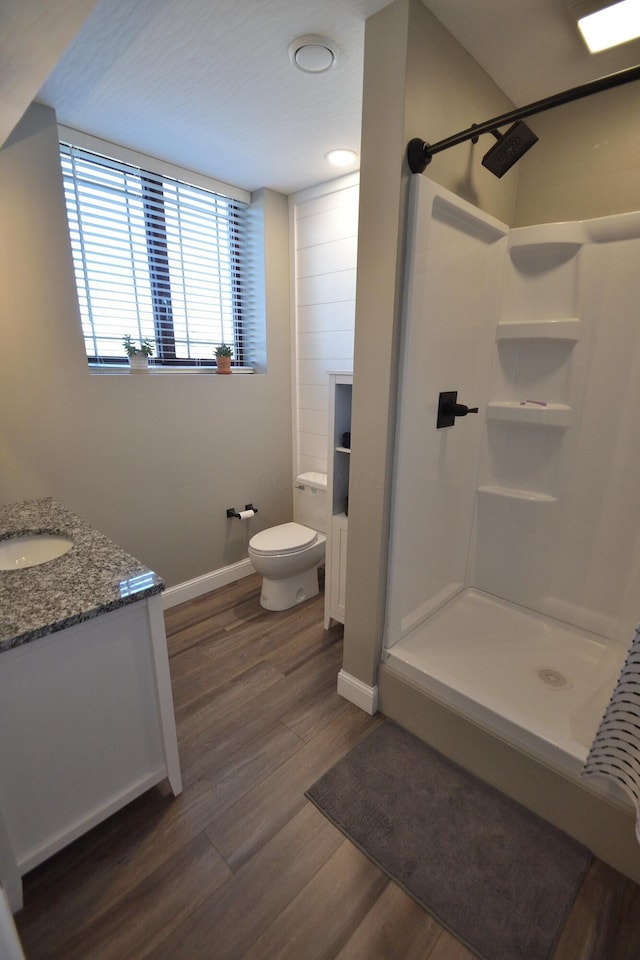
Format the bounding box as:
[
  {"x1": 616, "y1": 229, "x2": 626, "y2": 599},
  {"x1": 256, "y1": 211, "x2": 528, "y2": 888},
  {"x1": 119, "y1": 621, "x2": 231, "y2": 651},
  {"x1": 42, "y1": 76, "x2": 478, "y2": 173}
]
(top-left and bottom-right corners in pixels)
[{"x1": 60, "y1": 142, "x2": 250, "y2": 367}]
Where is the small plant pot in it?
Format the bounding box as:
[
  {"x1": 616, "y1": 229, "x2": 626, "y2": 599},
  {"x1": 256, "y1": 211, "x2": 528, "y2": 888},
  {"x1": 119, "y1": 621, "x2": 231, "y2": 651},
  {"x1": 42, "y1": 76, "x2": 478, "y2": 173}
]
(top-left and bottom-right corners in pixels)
[
  {"x1": 128, "y1": 354, "x2": 149, "y2": 372},
  {"x1": 216, "y1": 356, "x2": 232, "y2": 375}
]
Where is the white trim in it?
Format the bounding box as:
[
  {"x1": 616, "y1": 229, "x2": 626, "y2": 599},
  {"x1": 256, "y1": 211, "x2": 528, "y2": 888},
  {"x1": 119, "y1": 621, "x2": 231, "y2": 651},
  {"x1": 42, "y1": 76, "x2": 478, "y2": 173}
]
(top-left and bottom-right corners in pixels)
[
  {"x1": 0, "y1": 806, "x2": 21, "y2": 913},
  {"x1": 289, "y1": 194, "x2": 299, "y2": 480},
  {"x1": 162, "y1": 558, "x2": 256, "y2": 609},
  {"x1": 145, "y1": 596, "x2": 182, "y2": 796},
  {"x1": 337, "y1": 669, "x2": 379, "y2": 715},
  {"x1": 57, "y1": 124, "x2": 250, "y2": 204}
]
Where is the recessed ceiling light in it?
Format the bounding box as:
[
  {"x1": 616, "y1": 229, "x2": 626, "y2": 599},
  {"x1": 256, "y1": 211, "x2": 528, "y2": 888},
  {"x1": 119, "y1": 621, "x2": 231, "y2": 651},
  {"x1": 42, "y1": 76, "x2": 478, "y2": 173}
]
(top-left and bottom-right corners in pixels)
[
  {"x1": 325, "y1": 149, "x2": 358, "y2": 167},
  {"x1": 289, "y1": 35, "x2": 339, "y2": 74},
  {"x1": 578, "y1": 0, "x2": 640, "y2": 52}
]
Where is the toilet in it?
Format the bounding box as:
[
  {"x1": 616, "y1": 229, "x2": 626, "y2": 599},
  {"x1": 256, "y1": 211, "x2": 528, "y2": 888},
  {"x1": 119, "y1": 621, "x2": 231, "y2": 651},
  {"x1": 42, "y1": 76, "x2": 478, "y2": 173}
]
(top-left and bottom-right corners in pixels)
[{"x1": 248, "y1": 472, "x2": 327, "y2": 611}]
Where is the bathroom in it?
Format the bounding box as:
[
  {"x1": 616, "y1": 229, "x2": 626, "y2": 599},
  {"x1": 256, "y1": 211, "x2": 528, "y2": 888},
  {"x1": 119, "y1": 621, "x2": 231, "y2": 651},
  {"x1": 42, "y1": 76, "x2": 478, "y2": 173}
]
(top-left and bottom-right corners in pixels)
[
  {"x1": 2, "y1": 4, "x2": 637, "y2": 629},
  {"x1": 1, "y1": 0, "x2": 640, "y2": 946}
]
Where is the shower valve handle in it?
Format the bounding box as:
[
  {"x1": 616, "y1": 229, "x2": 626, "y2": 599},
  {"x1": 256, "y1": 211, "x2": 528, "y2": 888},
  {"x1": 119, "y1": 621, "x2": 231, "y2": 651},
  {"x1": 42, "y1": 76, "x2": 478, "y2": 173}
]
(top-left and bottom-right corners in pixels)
[
  {"x1": 451, "y1": 403, "x2": 478, "y2": 417},
  {"x1": 437, "y1": 391, "x2": 479, "y2": 429}
]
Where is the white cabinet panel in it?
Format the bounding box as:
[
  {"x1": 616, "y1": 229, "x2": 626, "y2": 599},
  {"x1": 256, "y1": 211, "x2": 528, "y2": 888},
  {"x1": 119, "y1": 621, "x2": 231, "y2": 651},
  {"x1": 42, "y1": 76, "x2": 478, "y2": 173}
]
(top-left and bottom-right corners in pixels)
[
  {"x1": 0, "y1": 596, "x2": 180, "y2": 911},
  {"x1": 324, "y1": 373, "x2": 352, "y2": 628}
]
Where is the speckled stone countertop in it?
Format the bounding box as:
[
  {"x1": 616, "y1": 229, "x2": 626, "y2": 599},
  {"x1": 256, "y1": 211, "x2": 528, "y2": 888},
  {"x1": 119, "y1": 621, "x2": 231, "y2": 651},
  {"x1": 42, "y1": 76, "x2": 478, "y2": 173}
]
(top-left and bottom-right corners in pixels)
[{"x1": 0, "y1": 498, "x2": 164, "y2": 653}]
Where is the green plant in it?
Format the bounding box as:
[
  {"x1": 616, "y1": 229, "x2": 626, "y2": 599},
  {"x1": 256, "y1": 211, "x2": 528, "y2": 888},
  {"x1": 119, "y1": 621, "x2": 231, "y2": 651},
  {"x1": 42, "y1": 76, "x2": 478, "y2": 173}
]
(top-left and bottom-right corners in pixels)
[
  {"x1": 123, "y1": 335, "x2": 154, "y2": 357},
  {"x1": 215, "y1": 343, "x2": 233, "y2": 358}
]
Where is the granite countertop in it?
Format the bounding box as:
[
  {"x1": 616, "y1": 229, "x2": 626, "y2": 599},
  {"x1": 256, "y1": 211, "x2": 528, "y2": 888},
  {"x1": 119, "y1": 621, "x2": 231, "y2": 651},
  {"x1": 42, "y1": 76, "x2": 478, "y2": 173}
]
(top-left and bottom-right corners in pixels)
[{"x1": 0, "y1": 498, "x2": 164, "y2": 653}]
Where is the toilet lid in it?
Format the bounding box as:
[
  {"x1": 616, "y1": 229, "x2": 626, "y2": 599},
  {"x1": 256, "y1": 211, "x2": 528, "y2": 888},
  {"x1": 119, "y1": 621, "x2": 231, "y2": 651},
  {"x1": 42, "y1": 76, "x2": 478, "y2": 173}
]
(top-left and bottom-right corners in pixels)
[{"x1": 250, "y1": 522, "x2": 317, "y2": 555}]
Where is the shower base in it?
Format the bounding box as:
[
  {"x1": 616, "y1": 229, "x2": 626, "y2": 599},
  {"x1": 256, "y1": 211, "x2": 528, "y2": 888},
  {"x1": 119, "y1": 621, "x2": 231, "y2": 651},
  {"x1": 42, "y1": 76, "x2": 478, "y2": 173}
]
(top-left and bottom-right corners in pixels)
[{"x1": 383, "y1": 588, "x2": 627, "y2": 777}]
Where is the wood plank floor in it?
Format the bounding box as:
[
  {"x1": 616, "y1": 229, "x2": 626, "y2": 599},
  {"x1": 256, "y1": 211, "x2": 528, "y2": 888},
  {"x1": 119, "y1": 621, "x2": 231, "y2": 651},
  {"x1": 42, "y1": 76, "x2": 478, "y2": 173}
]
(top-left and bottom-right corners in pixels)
[{"x1": 14, "y1": 573, "x2": 640, "y2": 960}]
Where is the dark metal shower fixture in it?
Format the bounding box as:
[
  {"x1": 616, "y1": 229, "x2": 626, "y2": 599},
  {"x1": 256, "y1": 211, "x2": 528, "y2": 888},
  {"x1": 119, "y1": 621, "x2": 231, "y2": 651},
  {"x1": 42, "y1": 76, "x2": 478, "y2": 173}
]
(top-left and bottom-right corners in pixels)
[
  {"x1": 481, "y1": 122, "x2": 538, "y2": 178},
  {"x1": 407, "y1": 63, "x2": 640, "y2": 177},
  {"x1": 436, "y1": 391, "x2": 478, "y2": 429}
]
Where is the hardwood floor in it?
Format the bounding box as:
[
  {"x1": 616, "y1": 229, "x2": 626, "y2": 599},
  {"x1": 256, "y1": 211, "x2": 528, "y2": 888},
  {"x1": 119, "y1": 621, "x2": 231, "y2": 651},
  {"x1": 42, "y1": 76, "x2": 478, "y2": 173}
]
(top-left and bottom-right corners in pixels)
[{"x1": 14, "y1": 574, "x2": 640, "y2": 959}]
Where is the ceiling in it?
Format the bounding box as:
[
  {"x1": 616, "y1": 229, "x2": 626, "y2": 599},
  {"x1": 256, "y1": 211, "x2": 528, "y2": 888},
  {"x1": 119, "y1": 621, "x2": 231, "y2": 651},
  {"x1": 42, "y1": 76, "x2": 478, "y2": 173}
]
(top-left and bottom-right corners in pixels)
[{"x1": 36, "y1": 0, "x2": 640, "y2": 196}]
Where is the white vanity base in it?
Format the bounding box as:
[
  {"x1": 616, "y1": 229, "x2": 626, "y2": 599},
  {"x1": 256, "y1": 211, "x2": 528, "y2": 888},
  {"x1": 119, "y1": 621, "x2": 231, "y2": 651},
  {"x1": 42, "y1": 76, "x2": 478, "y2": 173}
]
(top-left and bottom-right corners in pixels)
[{"x1": 0, "y1": 595, "x2": 181, "y2": 912}]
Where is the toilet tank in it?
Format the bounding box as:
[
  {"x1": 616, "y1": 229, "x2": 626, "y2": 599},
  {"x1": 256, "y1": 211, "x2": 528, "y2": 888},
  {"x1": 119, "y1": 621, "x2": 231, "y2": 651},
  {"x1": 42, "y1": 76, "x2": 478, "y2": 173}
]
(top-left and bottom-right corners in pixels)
[{"x1": 293, "y1": 473, "x2": 328, "y2": 534}]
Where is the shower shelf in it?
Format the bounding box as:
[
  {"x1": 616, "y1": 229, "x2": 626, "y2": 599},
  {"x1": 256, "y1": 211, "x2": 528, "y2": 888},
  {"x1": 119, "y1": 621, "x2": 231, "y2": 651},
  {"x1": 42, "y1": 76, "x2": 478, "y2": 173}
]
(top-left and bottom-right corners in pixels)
[
  {"x1": 486, "y1": 401, "x2": 572, "y2": 427},
  {"x1": 496, "y1": 318, "x2": 582, "y2": 341},
  {"x1": 477, "y1": 485, "x2": 557, "y2": 503},
  {"x1": 335, "y1": 446, "x2": 351, "y2": 454}
]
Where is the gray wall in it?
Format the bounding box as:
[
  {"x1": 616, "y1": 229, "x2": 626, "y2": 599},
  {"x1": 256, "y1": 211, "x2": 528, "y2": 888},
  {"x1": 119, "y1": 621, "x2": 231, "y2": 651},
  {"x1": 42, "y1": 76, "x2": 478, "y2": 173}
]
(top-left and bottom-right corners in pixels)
[
  {"x1": 343, "y1": 0, "x2": 640, "y2": 687},
  {"x1": 0, "y1": 103, "x2": 293, "y2": 587},
  {"x1": 513, "y1": 81, "x2": 640, "y2": 225},
  {"x1": 0, "y1": 0, "x2": 98, "y2": 149}
]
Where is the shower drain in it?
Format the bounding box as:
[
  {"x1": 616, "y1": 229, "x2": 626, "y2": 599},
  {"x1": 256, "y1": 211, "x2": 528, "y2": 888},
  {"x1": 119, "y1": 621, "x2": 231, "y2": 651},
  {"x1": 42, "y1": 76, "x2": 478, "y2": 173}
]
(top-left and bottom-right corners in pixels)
[{"x1": 537, "y1": 667, "x2": 571, "y2": 690}]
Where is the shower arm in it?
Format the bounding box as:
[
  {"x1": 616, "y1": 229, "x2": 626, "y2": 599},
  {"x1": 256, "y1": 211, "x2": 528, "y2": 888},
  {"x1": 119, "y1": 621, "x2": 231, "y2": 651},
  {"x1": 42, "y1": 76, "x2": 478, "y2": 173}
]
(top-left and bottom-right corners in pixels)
[{"x1": 407, "y1": 63, "x2": 640, "y2": 174}]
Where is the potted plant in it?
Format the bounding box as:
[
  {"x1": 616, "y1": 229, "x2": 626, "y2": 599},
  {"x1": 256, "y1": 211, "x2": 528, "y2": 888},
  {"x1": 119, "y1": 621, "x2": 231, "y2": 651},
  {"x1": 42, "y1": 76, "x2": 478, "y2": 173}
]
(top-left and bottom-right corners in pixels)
[
  {"x1": 215, "y1": 343, "x2": 233, "y2": 375},
  {"x1": 123, "y1": 335, "x2": 154, "y2": 372}
]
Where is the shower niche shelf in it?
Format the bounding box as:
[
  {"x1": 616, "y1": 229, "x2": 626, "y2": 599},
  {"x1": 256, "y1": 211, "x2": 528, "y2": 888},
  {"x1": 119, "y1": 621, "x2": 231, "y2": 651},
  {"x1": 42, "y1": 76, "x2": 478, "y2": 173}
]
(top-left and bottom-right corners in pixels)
[
  {"x1": 486, "y1": 401, "x2": 572, "y2": 428},
  {"x1": 477, "y1": 485, "x2": 557, "y2": 503},
  {"x1": 496, "y1": 318, "x2": 582, "y2": 341}
]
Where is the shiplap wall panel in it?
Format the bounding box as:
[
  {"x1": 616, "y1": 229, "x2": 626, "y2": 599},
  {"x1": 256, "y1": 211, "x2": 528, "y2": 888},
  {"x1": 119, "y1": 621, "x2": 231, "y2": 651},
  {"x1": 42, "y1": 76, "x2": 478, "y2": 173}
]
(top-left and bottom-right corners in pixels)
[
  {"x1": 297, "y1": 301, "x2": 355, "y2": 334},
  {"x1": 297, "y1": 357, "x2": 354, "y2": 386},
  {"x1": 298, "y1": 408, "x2": 332, "y2": 437},
  {"x1": 297, "y1": 384, "x2": 329, "y2": 412},
  {"x1": 296, "y1": 194, "x2": 359, "y2": 245},
  {"x1": 298, "y1": 330, "x2": 355, "y2": 360},
  {"x1": 297, "y1": 237, "x2": 358, "y2": 278},
  {"x1": 292, "y1": 175, "x2": 359, "y2": 478},
  {"x1": 296, "y1": 269, "x2": 357, "y2": 308}
]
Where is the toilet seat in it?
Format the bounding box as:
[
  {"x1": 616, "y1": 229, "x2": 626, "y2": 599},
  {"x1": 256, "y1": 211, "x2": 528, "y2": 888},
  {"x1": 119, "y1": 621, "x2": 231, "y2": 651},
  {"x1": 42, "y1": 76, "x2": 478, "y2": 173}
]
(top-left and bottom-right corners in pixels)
[{"x1": 249, "y1": 522, "x2": 317, "y2": 556}]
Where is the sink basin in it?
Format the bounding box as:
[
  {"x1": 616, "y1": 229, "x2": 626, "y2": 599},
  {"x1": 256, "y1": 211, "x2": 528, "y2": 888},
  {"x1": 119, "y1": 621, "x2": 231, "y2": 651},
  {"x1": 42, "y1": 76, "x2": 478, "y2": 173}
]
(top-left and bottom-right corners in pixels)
[{"x1": 0, "y1": 534, "x2": 73, "y2": 570}]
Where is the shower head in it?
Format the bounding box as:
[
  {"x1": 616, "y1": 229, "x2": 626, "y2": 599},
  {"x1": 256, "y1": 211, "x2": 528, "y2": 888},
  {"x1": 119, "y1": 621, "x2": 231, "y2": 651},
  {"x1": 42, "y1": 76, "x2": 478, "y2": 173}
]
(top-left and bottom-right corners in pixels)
[{"x1": 481, "y1": 121, "x2": 538, "y2": 178}]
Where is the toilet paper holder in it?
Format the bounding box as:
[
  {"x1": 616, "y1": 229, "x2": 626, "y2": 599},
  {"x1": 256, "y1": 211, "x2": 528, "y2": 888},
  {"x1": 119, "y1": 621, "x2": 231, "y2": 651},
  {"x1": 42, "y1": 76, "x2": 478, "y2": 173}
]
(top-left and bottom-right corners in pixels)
[{"x1": 226, "y1": 503, "x2": 259, "y2": 519}]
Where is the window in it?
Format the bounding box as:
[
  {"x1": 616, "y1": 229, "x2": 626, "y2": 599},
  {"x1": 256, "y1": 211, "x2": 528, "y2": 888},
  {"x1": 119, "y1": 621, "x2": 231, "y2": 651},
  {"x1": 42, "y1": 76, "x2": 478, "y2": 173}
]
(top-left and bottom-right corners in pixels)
[{"x1": 60, "y1": 141, "x2": 250, "y2": 367}]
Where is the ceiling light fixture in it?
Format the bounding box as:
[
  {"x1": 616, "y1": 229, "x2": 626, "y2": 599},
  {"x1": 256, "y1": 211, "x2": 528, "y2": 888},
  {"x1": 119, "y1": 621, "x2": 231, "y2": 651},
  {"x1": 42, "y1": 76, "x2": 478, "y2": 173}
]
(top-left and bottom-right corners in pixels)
[
  {"x1": 578, "y1": 0, "x2": 640, "y2": 52},
  {"x1": 289, "y1": 35, "x2": 339, "y2": 74},
  {"x1": 325, "y1": 149, "x2": 358, "y2": 167}
]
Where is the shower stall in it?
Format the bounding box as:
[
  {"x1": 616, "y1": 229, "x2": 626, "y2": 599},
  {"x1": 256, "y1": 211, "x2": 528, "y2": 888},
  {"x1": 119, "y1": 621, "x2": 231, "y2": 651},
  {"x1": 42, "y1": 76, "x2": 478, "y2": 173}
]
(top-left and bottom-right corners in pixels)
[{"x1": 379, "y1": 175, "x2": 640, "y2": 870}]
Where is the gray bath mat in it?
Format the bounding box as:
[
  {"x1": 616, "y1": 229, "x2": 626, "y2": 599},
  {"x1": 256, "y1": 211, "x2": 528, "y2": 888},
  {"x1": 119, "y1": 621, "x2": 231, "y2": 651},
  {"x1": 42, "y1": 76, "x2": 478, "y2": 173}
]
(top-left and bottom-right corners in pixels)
[{"x1": 306, "y1": 721, "x2": 591, "y2": 960}]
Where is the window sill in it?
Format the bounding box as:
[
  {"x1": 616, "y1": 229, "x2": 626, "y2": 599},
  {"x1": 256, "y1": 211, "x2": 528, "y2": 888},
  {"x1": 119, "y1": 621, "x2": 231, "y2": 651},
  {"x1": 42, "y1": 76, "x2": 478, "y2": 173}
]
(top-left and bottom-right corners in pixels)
[{"x1": 88, "y1": 365, "x2": 255, "y2": 376}]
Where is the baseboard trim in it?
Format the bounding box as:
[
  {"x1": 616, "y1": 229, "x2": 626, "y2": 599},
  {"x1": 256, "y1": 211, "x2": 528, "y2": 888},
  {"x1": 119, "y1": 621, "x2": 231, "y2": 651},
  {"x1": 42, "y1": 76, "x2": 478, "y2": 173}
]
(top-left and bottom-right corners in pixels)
[
  {"x1": 337, "y1": 669, "x2": 379, "y2": 715},
  {"x1": 162, "y1": 558, "x2": 256, "y2": 609}
]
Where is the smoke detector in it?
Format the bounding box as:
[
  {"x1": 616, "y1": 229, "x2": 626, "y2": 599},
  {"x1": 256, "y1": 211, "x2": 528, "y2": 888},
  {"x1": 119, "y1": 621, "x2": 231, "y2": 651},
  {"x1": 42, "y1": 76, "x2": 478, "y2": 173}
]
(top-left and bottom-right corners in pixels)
[{"x1": 289, "y1": 35, "x2": 339, "y2": 73}]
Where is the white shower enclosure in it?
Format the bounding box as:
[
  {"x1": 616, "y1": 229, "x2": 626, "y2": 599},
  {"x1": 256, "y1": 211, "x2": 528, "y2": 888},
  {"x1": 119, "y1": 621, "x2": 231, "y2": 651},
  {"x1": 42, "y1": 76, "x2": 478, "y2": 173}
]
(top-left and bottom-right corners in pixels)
[{"x1": 383, "y1": 176, "x2": 640, "y2": 781}]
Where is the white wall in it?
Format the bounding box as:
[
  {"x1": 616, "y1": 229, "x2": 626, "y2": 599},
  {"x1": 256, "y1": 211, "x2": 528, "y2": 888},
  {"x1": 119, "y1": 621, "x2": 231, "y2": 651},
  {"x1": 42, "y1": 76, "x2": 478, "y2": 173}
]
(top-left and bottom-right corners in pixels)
[
  {"x1": 342, "y1": 0, "x2": 519, "y2": 685},
  {"x1": 384, "y1": 178, "x2": 508, "y2": 644},
  {"x1": 474, "y1": 216, "x2": 640, "y2": 644},
  {"x1": 290, "y1": 174, "x2": 359, "y2": 478},
  {"x1": 386, "y1": 178, "x2": 640, "y2": 650}
]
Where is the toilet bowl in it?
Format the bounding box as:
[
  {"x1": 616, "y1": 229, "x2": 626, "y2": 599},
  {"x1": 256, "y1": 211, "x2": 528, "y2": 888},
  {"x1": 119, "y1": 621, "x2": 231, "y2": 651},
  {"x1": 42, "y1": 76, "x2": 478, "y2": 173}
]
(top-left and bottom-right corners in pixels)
[
  {"x1": 249, "y1": 522, "x2": 326, "y2": 611},
  {"x1": 248, "y1": 473, "x2": 327, "y2": 611}
]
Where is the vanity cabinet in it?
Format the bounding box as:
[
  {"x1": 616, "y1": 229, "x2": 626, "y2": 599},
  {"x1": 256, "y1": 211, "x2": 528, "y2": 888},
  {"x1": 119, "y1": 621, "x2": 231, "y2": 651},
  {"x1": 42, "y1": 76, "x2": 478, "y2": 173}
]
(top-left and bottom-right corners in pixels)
[
  {"x1": 0, "y1": 497, "x2": 182, "y2": 913},
  {"x1": 0, "y1": 595, "x2": 180, "y2": 912},
  {"x1": 324, "y1": 372, "x2": 353, "y2": 628}
]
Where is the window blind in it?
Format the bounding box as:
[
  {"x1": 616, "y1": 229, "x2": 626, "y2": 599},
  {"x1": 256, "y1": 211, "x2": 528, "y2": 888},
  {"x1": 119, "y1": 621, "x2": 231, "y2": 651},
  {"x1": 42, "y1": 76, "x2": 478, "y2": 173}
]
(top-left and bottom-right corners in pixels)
[{"x1": 60, "y1": 142, "x2": 250, "y2": 366}]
